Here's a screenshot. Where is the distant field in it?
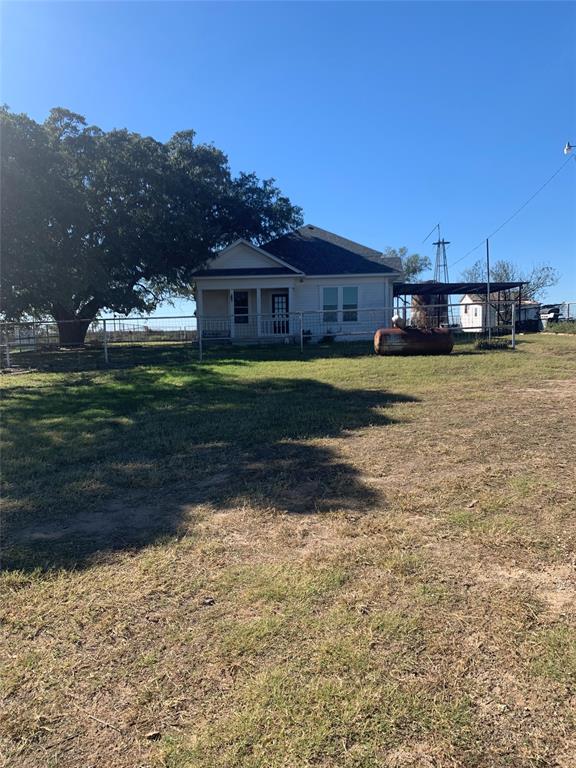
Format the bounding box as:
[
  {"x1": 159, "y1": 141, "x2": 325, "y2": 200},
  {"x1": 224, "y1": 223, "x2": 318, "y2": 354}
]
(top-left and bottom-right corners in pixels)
[{"x1": 1, "y1": 335, "x2": 575, "y2": 767}]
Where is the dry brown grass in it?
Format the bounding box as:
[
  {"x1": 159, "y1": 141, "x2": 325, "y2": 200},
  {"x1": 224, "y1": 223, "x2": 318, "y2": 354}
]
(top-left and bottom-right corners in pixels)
[{"x1": 1, "y1": 335, "x2": 575, "y2": 767}]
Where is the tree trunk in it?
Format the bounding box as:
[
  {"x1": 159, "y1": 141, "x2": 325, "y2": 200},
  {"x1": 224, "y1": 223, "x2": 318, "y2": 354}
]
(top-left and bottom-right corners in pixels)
[
  {"x1": 52, "y1": 305, "x2": 99, "y2": 347},
  {"x1": 55, "y1": 318, "x2": 93, "y2": 347}
]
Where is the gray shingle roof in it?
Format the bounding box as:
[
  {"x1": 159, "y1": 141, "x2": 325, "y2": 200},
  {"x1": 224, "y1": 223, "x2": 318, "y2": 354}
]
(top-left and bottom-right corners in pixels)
[{"x1": 262, "y1": 225, "x2": 402, "y2": 276}]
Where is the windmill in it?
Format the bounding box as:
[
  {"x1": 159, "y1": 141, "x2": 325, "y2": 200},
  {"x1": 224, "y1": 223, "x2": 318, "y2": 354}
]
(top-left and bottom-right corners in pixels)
[
  {"x1": 432, "y1": 228, "x2": 450, "y2": 284},
  {"x1": 432, "y1": 226, "x2": 453, "y2": 326}
]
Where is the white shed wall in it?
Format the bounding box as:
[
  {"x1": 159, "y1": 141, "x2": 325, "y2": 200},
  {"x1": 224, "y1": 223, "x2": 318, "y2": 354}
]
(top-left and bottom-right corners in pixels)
[
  {"x1": 460, "y1": 296, "x2": 497, "y2": 331},
  {"x1": 208, "y1": 242, "x2": 284, "y2": 270}
]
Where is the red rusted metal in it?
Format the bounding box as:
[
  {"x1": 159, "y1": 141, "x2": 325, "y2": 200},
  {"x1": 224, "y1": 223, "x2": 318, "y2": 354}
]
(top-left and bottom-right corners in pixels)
[{"x1": 374, "y1": 327, "x2": 454, "y2": 356}]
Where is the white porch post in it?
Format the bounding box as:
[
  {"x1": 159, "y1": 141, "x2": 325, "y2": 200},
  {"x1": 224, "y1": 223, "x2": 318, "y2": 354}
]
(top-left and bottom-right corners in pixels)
[
  {"x1": 195, "y1": 288, "x2": 203, "y2": 338},
  {"x1": 256, "y1": 287, "x2": 262, "y2": 337},
  {"x1": 289, "y1": 285, "x2": 295, "y2": 314},
  {"x1": 229, "y1": 289, "x2": 235, "y2": 339}
]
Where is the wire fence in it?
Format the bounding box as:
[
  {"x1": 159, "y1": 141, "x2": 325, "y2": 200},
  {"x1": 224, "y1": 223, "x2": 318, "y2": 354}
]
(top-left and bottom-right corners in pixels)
[{"x1": 0, "y1": 299, "x2": 570, "y2": 371}]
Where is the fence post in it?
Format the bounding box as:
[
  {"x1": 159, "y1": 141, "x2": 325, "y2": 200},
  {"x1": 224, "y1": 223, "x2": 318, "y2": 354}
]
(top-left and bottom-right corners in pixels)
[
  {"x1": 198, "y1": 319, "x2": 203, "y2": 362},
  {"x1": 103, "y1": 319, "x2": 109, "y2": 365},
  {"x1": 3, "y1": 331, "x2": 10, "y2": 369},
  {"x1": 299, "y1": 313, "x2": 304, "y2": 353},
  {"x1": 511, "y1": 301, "x2": 516, "y2": 350}
]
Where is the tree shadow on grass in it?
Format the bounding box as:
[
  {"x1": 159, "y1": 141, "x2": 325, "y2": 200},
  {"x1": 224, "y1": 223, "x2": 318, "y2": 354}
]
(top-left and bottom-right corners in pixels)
[
  {"x1": 10, "y1": 341, "x2": 374, "y2": 374},
  {"x1": 1, "y1": 364, "x2": 418, "y2": 571}
]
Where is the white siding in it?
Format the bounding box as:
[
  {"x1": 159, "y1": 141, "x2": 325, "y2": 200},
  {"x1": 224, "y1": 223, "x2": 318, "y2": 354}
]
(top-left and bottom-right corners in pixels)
[
  {"x1": 294, "y1": 276, "x2": 391, "y2": 312},
  {"x1": 296, "y1": 276, "x2": 394, "y2": 339},
  {"x1": 203, "y1": 289, "x2": 228, "y2": 317},
  {"x1": 208, "y1": 242, "x2": 282, "y2": 270},
  {"x1": 260, "y1": 288, "x2": 289, "y2": 314},
  {"x1": 460, "y1": 295, "x2": 497, "y2": 332},
  {"x1": 196, "y1": 276, "x2": 296, "y2": 292}
]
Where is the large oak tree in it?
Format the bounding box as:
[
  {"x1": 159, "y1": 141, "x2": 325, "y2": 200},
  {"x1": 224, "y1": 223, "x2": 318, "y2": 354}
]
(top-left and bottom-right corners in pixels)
[{"x1": 1, "y1": 107, "x2": 303, "y2": 345}]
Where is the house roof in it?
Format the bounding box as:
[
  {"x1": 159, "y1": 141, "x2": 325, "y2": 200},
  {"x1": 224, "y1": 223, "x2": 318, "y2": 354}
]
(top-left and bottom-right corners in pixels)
[{"x1": 261, "y1": 225, "x2": 402, "y2": 275}]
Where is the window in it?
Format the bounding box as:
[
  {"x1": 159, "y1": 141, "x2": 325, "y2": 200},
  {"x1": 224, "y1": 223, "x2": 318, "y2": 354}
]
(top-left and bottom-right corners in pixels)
[
  {"x1": 322, "y1": 286, "x2": 359, "y2": 323},
  {"x1": 234, "y1": 291, "x2": 249, "y2": 324},
  {"x1": 464, "y1": 304, "x2": 469, "y2": 314},
  {"x1": 474, "y1": 307, "x2": 478, "y2": 318},
  {"x1": 323, "y1": 287, "x2": 338, "y2": 323},
  {"x1": 342, "y1": 287, "x2": 358, "y2": 322}
]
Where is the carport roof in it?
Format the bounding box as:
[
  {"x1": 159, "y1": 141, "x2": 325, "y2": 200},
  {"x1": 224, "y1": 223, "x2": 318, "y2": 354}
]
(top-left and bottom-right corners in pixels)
[{"x1": 393, "y1": 281, "x2": 525, "y2": 297}]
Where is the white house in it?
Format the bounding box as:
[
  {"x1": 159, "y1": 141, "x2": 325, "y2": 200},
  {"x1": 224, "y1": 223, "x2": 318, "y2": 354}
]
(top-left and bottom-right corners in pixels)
[{"x1": 192, "y1": 225, "x2": 402, "y2": 342}]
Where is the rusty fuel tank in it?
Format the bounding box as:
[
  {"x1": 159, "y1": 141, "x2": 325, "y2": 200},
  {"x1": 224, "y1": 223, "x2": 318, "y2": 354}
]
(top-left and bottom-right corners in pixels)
[{"x1": 374, "y1": 327, "x2": 454, "y2": 356}]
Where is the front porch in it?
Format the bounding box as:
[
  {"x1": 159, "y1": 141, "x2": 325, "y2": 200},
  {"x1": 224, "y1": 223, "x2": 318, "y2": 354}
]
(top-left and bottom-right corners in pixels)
[{"x1": 197, "y1": 287, "x2": 295, "y2": 340}]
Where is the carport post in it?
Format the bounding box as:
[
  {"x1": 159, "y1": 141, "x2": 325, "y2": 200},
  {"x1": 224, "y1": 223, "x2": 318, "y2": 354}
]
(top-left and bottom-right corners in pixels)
[
  {"x1": 511, "y1": 301, "x2": 516, "y2": 350},
  {"x1": 103, "y1": 319, "x2": 109, "y2": 365}
]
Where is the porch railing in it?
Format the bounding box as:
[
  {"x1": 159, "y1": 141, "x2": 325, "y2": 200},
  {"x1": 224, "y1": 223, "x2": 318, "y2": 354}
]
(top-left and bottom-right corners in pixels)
[{"x1": 198, "y1": 309, "x2": 394, "y2": 342}]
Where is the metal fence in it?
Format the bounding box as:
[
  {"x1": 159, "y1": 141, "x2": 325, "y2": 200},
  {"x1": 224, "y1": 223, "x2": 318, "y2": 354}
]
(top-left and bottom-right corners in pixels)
[
  {"x1": 0, "y1": 315, "x2": 199, "y2": 370},
  {"x1": 0, "y1": 298, "x2": 565, "y2": 371}
]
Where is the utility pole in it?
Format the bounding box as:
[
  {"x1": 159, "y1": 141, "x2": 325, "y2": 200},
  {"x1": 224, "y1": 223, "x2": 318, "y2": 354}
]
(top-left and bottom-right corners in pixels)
[{"x1": 486, "y1": 238, "x2": 491, "y2": 342}]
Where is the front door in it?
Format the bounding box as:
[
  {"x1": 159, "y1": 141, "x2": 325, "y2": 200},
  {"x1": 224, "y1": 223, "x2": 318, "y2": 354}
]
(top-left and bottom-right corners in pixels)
[
  {"x1": 233, "y1": 290, "x2": 250, "y2": 337},
  {"x1": 272, "y1": 293, "x2": 289, "y2": 335}
]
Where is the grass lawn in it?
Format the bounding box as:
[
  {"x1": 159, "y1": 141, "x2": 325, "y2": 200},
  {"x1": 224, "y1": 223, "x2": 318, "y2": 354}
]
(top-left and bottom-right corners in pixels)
[{"x1": 1, "y1": 335, "x2": 575, "y2": 767}]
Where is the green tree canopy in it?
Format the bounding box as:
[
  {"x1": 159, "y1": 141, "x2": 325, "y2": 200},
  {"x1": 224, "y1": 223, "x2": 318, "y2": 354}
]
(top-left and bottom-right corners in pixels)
[
  {"x1": 383, "y1": 247, "x2": 431, "y2": 282},
  {"x1": 1, "y1": 107, "x2": 303, "y2": 344}
]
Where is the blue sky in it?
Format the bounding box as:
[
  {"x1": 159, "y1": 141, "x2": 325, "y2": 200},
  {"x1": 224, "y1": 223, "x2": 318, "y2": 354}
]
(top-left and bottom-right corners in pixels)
[{"x1": 2, "y1": 0, "x2": 575, "y2": 313}]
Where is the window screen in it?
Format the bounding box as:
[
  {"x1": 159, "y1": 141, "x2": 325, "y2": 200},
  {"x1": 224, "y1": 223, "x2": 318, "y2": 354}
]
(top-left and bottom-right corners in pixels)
[
  {"x1": 342, "y1": 287, "x2": 358, "y2": 322},
  {"x1": 234, "y1": 291, "x2": 249, "y2": 324},
  {"x1": 323, "y1": 287, "x2": 338, "y2": 323}
]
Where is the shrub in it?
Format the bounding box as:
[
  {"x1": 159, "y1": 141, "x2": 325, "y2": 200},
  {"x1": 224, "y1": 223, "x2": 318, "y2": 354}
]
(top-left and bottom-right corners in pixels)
[
  {"x1": 320, "y1": 331, "x2": 336, "y2": 344},
  {"x1": 474, "y1": 338, "x2": 510, "y2": 350},
  {"x1": 546, "y1": 321, "x2": 576, "y2": 334}
]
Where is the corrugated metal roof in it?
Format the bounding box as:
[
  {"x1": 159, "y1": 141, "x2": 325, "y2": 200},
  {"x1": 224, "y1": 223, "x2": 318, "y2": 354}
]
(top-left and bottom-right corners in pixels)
[{"x1": 393, "y1": 281, "x2": 525, "y2": 297}]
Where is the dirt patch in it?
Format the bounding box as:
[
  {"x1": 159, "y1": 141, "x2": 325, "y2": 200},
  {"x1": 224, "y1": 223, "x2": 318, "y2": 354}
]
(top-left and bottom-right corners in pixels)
[
  {"x1": 13, "y1": 500, "x2": 172, "y2": 544},
  {"x1": 476, "y1": 562, "x2": 576, "y2": 617}
]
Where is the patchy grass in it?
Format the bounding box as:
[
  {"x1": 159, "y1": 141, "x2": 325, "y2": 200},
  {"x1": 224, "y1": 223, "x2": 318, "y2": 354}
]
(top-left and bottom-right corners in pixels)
[{"x1": 1, "y1": 334, "x2": 576, "y2": 767}]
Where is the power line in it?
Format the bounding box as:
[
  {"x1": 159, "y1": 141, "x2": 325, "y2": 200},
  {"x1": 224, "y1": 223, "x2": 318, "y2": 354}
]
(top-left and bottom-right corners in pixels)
[
  {"x1": 451, "y1": 153, "x2": 575, "y2": 270},
  {"x1": 422, "y1": 222, "x2": 439, "y2": 244}
]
